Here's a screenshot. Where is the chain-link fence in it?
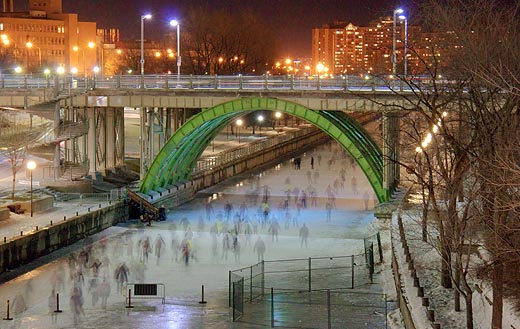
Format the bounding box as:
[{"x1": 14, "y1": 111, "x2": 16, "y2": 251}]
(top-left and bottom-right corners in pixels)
[{"x1": 229, "y1": 248, "x2": 382, "y2": 327}]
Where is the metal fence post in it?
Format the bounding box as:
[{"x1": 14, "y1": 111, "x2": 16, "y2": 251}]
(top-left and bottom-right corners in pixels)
[
  {"x1": 308, "y1": 257, "x2": 312, "y2": 292},
  {"x1": 261, "y1": 260, "x2": 265, "y2": 297},
  {"x1": 351, "y1": 254, "x2": 355, "y2": 289},
  {"x1": 250, "y1": 265, "x2": 253, "y2": 302},
  {"x1": 228, "y1": 270, "x2": 232, "y2": 307},
  {"x1": 377, "y1": 232, "x2": 383, "y2": 263},
  {"x1": 271, "y1": 287, "x2": 274, "y2": 328},
  {"x1": 327, "y1": 289, "x2": 331, "y2": 329},
  {"x1": 385, "y1": 293, "x2": 388, "y2": 329},
  {"x1": 232, "y1": 282, "x2": 236, "y2": 321}
]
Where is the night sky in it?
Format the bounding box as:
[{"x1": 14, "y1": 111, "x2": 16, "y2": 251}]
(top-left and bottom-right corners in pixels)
[{"x1": 16, "y1": 0, "x2": 411, "y2": 57}]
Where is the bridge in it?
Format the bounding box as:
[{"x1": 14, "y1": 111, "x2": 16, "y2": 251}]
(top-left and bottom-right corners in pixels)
[{"x1": 0, "y1": 74, "x2": 405, "y2": 202}]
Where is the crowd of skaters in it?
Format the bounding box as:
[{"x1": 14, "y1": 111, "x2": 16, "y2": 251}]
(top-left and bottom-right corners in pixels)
[{"x1": 2, "y1": 142, "x2": 376, "y2": 326}]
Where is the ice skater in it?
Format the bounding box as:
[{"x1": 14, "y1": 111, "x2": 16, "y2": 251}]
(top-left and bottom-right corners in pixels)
[
  {"x1": 114, "y1": 262, "x2": 129, "y2": 292},
  {"x1": 154, "y1": 234, "x2": 166, "y2": 265},
  {"x1": 299, "y1": 223, "x2": 309, "y2": 248},
  {"x1": 253, "y1": 237, "x2": 266, "y2": 261}
]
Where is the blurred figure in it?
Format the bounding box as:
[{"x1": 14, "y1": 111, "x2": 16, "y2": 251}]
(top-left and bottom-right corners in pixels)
[
  {"x1": 363, "y1": 190, "x2": 370, "y2": 211},
  {"x1": 326, "y1": 202, "x2": 333, "y2": 222},
  {"x1": 224, "y1": 202, "x2": 233, "y2": 221},
  {"x1": 181, "y1": 238, "x2": 192, "y2": 265},
  {"x1": 90, "y1": 258, "x2": 103, "y2": 277},
  {"x1": 138, "y1": 236, "x2": 151, "y2": 264},
  {"x1": 299, "y1": 223, "x2": 309, "y2": 248},
  {"x1": 268, "y1": 219, "x2": 280, "y2": 242},
  {"x1": 232, "y1": 235, "x2": 241, "y2": 264},
  {"x1": 205, "y1": 199, "x2": 214, "y2": 221},
  {"x1": 98, "y1": 277, "x2": 111, "y2": 310},
  {"x1": 70, "y1": 286, "x2": 84, "y2": 325},
  {"x1": 171, "y1": 233, "x2": 180, "y2": 262},
  {"x1": 48, "y1": 289, "x2": 57, "y2": 324},
  {"x1": 222, "y1": 232, "x2": 231, "y2": 261},
  {"x1": 114, "y1": 262, "x2": 129, "y2": 292},
  {"x1": 154, "y1": 234, "x2": 166, "y2": 265},
  {"x1": 12, "y1": 292, "x2": 27, "y2": 315},
  {"x1": 253, "y1": 237, "x2": 266, "y2": 261}
]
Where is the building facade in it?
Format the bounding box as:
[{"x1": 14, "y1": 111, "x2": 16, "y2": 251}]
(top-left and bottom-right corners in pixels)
[
  {"x1": 0, "y1": 0, "x2": 97, "y2": 75},
  {"x1": 312, "y1": 17, "x2": 451, "y2": 76}
]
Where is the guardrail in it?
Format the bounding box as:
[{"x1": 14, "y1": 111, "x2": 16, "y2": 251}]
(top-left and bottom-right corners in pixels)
[
  {"x1": 0, "y1": 73, "x2": 427, "y2": 93},
  {"x1": 193, "y1": 126, "x2": 319, "y2": 175}
]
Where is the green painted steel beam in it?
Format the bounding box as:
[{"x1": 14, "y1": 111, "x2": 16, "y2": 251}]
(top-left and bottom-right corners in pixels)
[{"x1": 140, "y1": 97, "x2": 388, "y2": 203}]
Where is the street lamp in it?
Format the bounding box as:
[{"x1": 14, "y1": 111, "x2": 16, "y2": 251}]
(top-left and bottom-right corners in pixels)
[
  {"x1": 26, "y1": 160, "x2": 36, "y2": 217},
  {"x1": 169, "y1": 20, "x2": 181, "y2": 83},
  {"x1": 275, "y1": 111, "x2": 282, "y2": 129},
  {"x1": 257, "y1": 115, "x2": 264, "y2": 137},
  {"x1": 392, "y1": 8, "x2": 404, "y2": 75},
  {"x1": 26, "y1": 41, "x2": 42, "y2": 69},
  {"x1": 398, "y1": 14, "x2": 409, "y2": 77},
  {"x1": 236, "y1": 119, "x2": 243, "y2": 144},
  {"x1": 140, "y1": 14, "x2": 152, "y2": 76}
]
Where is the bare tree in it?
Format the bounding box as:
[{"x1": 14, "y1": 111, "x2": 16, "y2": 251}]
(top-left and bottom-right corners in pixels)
[{"x1": 182, "y1": 5, "x2": 277, "y2": 75}]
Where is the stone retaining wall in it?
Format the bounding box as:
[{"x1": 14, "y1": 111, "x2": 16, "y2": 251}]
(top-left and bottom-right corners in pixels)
[{"x1": 0, "y1": 201, "x2": 128, "y2": 274}]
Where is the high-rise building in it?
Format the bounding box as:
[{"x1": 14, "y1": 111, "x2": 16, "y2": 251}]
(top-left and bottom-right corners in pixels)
[
  {"x1": 0, "y1": 0, "x2": 98, "y2": 75},
  {"x1": 312, "y1": 17, "x2": 453, "y2": 76}
]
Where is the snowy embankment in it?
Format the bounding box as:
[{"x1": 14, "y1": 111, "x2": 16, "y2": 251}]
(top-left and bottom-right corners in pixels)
[{"x1": 394, "y1": 206, "x2": 520, "y2": 329}]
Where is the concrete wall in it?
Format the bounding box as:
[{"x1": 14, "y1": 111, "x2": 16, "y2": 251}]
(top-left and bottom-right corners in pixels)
[
  {"x1": 0, "y1": 201, "x2": 128, "y2": 273},
  {"x1": 0, "y1": 208, "x2": 9, "y2": 221},
  {"x1": 19, "y1": 196, "x2": 54, "y2": 214}
]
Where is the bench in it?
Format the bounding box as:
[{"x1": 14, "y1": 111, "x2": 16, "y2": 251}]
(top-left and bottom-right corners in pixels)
[{"x1": 124, "y1": 283, "x2": 165, "y2": 304}]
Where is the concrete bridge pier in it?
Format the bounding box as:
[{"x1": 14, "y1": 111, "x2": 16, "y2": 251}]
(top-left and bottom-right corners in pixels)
[
  {"x1": 139, "y1": 107, "x2": 188, "y2": 179},
  {"x1": 85, "y1": 107, "x2": 125, "y2": 178},
  {"x1": 382, "y1": 112, "x2": 401, "y2": 198}
]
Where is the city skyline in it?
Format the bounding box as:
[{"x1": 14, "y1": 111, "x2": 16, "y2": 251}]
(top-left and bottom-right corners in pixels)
[{"x1": 15, "y1": 0, "x2": 408, "y2": 58}]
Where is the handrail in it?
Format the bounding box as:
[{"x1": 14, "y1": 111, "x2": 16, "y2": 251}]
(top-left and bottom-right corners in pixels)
[
  {"x1": 126, "y1": 188, "x2": 159, "y2": 215},
  {"x1": 0, "y1": 73, "x2": 434, "y2": 93}
]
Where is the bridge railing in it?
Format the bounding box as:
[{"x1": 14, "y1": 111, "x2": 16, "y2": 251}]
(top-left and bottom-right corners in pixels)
[
  {"x1": 192, "y1": 126, "x2": 319, "y2": 175},
  {"x1": 0, "y1": 73, "x2": 420, "y2": 93}
]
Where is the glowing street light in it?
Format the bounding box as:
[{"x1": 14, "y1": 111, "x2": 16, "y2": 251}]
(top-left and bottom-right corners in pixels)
[
  {"x1": 316, "y1": 62, "x2": 324, "y2": 75},
  {"x1": 169, "y1": 19, "x2": 182, "y2": 83},
  {"x1": 275, "y1": 111, "x2": 282, "y2": 128},
  {"x1": 236, "y1": 119, "x2": 243, "y2": 144},
  {"x1": 27, "y1": 160, "x2": 36, "y2": 217},
  {"x1": 257, "y1": 115, "x2": 264, "y2": 137},
  {"x1": 140, "y1": 14, "x2": 152, "y2": 76},
  {"x1": 393, "y1": 8, "x2": 404, "y2": 75}
]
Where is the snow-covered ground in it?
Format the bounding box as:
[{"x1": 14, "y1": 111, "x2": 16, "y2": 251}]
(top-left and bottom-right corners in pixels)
[{"x1": 395, "y1": 202, "x2": 520, "y2": 328}]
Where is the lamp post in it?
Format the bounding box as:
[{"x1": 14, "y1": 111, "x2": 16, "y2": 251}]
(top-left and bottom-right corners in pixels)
[
  {"x1": 398, "y1": 14, "x2": 409, "y2": 77},
  {"x1": 392, "y1": 8, "x2": 404, "y2": 75},
  {"x1": 257, "y1": 115, "x2": 264, "y2": 137},
  {"x1": 236, "y1": 119, "x2": 243, "y2": 144},
  {"x1": 140, "y1": 14, "x2": 152, "y2": 77},
  {"x1": 27, "y1": 161, "x2": 36, "y2": 217},
  {"x1": 275, "y1": 111, "x2": 282, "y2": 129},
  {"x1": 25, "y1": 41, "x2": 41, "y2": 70},
  {"x1": 169, "y1": 20, "x2": 181, "y2": 83}
]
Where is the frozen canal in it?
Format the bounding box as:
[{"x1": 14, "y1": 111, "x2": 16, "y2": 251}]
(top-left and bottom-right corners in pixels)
[{"x1": 0, "y1": 141, "x2": 384, "y2": 328}]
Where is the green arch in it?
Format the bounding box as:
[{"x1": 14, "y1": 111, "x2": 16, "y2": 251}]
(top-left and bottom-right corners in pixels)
[{"x1": 139, "y1": 97, "x2": 387, "y2": 202}]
